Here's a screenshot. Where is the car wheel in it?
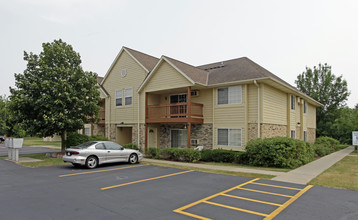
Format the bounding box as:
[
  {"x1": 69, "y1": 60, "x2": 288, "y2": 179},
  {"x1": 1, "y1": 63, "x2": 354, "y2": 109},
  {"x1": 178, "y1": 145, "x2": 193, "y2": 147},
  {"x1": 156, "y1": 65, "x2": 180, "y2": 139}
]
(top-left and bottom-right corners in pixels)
[
  {"x1": 86, "y1": 156, "x2": 98, "y2": 169},
  {"x1": 128, "y1": 153, "x2": 138, "y2": 164}
]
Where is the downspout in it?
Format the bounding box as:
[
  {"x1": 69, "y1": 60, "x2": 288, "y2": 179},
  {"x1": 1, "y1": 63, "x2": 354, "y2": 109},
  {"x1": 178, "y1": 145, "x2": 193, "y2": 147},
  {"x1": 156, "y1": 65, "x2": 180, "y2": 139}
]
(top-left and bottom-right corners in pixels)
[
  {"x1": 254, "y1": 80, "x2": 260, "y2": 138},
  {"x1": 137, "y1": 92, "x2": 140, "y2": 149}
]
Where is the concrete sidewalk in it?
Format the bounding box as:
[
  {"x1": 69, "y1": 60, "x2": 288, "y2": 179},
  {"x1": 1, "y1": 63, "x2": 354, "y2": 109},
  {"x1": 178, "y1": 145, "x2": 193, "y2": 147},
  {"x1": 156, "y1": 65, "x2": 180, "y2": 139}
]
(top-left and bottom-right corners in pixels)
[
  {"x1": 272, "y1": 146, "x2": 355, "y2": 184},
  {"x1": 143, "y1": 146, "x2": 355, "y2": 185}
]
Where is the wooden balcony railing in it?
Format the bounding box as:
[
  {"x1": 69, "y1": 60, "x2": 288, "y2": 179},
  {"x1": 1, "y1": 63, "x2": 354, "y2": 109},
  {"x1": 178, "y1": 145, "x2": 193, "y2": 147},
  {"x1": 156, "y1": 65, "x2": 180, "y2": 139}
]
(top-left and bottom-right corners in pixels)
[
  {"x1": 98, "y1": 109, "x2": 105, "y2": 124},
  {"x1": 146, "y1": 102, "x2": 203, "y2": 123}
]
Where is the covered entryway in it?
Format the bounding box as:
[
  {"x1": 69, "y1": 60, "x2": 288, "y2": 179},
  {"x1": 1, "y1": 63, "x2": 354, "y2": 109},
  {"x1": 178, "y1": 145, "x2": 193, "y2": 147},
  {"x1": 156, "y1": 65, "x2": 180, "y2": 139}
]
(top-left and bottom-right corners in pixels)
[{"x1": 116, "y1": 126, "x2": 132, "y2": 146}]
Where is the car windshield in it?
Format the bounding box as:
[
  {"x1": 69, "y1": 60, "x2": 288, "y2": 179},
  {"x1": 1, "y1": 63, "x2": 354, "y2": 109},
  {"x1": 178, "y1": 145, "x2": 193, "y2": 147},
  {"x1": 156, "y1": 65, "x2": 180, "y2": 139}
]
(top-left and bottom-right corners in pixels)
[{"x1": 72, "y1": 141, "x2": 97, "y2": 149}]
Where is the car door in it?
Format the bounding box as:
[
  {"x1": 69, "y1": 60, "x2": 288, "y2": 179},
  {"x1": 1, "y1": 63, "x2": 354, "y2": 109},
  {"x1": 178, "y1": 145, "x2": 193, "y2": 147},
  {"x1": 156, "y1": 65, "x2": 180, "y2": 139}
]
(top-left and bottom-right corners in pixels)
[
  {"x1": 104, "y1": 142, "x2": 127, "y2": 163},
  {"x1": 94, "y1": 143, "x2": 108, "y2": 164}
]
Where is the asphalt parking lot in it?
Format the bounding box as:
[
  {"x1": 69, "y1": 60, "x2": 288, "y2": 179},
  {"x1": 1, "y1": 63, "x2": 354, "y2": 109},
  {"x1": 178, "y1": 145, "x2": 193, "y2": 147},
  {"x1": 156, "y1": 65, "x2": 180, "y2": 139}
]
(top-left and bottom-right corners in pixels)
[{"x1": 0, "y1": 159, "x2": 358, "y2": 220}]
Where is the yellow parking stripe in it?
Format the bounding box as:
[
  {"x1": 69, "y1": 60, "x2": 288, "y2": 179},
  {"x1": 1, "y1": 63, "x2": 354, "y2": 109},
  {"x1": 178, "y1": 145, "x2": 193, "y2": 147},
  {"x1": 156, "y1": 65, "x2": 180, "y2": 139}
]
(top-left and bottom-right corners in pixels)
[
  {"x1": 221, "y1": 193, "x2": 282, "y2": 207},
  {"x1": 203, "y1": 200, "x2": 268, "y2": 217},
  {"x1": 174, "y1": 210, "x2": 212, "y2": 220},
  {"x1": 239, "y1": 188, "x2": 293, "y2": 198},
  {"x1": 264, "y1": 185, "x2": 313, "y2": 220},
  {"x1": 101, "y1": 170, "x2": 194, "y2": 190},
  {"x1": 173, "y1": 178, "x2": 259, "y2": 218},
  {"x1": 59, "y1": 164, "x2": 148, "y2": 177},
  {"x1": 251, "y1": 182, "x2": 302, "y2": 191}
]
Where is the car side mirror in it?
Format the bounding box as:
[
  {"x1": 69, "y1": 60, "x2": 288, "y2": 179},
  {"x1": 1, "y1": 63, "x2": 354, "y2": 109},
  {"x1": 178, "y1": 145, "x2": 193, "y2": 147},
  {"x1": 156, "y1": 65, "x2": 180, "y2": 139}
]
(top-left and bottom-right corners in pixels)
[{"x1": 120, "y1": 147, "x2": 124, "y2": 150}]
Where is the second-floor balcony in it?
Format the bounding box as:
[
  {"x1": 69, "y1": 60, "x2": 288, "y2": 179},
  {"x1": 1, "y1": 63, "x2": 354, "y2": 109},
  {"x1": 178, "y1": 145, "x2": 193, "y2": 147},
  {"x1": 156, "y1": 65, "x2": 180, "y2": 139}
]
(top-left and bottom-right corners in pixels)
[
  {"x1": 146, "y1": 102, "x2": 203, "y2": 124},
  {"x1": 98, "y1": 108, "x2": 105, "y2": 124}
]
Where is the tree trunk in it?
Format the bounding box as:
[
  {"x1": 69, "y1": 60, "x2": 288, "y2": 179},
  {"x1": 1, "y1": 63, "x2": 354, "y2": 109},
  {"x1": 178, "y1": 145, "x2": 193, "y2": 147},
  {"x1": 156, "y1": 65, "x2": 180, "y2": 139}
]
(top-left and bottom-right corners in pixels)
[{"x1": 60, "y1": 132, "x2": 66, "y2": 152}]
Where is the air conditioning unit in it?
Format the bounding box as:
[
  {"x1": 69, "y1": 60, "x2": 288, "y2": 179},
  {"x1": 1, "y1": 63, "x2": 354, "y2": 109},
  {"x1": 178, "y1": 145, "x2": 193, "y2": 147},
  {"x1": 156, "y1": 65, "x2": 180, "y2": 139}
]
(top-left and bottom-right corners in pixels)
[
  {"x1": 191, "y1": 90, "x2": 199, "y2": 97},
  {"x1": 191, "y1": 139, "x2": 200, "y2": 146}
]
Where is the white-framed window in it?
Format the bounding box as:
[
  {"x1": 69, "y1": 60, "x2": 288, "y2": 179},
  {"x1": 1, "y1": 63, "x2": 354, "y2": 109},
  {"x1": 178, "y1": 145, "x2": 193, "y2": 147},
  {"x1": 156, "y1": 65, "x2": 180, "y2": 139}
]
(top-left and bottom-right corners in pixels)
[
  {"x1": 125, "y1": 88, "x2": 133, "y2": 105},
  {"x1": 84, "y1": 127, "x2": 90, "y2": 136},
  {"x1": 217, "y1": 128, "x2": 242, "y2": 146},
  {"x1": 290, "y1": 130, "x2": 296, "y2": 139},
  {"x1": 291, "y1": 95, "x2": 295, "y2": 110},
  {"x1": 304, "y1": 131, "x2": 307, "y2": 141},
  {"x1": 115, "y1": 89, "x2": 122, "y2": 106},
  {"x1": 304, "y1": 101, "x2": 307, "y2": 114},
  {"x1": 217, "y1": 86, "x2": 242, "y2": 105}
]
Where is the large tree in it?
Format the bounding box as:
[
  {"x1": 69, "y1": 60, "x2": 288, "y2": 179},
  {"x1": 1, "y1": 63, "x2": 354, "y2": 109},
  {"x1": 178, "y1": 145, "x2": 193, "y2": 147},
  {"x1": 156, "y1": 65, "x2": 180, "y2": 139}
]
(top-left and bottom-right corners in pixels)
[
  {"x1": 9, "y1": 39, "x2": 100, "y2": 151},
  {"x1": 0, "y1": 95, "x2": 7, "y2": 135},
  {"x1": 295, "y1": 63, "x2": 350, "y2": 137}
]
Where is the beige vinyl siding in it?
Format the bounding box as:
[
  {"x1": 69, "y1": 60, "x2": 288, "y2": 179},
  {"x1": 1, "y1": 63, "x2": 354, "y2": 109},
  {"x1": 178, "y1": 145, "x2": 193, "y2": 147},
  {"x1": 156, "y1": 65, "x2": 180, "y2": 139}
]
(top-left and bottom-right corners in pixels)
[
  {"x1": 191, "y1": 88, "x2": 213, "y2": 123},
  {"x1": 289, "y1": 95, "x2": 297, "y2": 131},
  {"x1": 144, "y1": 61, "x2": 193, "y2": 92},
  {"x1": 262, "y1": 84, "x2": 287, "y2": 125},
  {"x1": 248, "y1": 84, "x2": 258, "y2": 123},
  {"x1": 213, "y1": 85, "x2": 246, "y2": 151},
  {"x1": 102, "y1": 50, "x2": 147, "y2": 124},
  {"x1": 306, "y1": 103, "x2": 317, "y2": 129}
]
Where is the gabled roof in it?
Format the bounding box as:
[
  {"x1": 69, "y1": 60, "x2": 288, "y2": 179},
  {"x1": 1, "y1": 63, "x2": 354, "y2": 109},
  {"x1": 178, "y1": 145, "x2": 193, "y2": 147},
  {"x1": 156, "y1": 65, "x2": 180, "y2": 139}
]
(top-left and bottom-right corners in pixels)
[
  {"x1": 123, "y1": 47, "x2": 159, "y2": 72},
  {"x1": 101, "y1": 47, "x2": 159, "y2": 85},
  {"x1": 96, "y1": 76, "x2": 109, "y2": 97},
  {"x1": 197, "y1": 57, "x2": 293, "y2": 87},
  {"x1": 163, "y1": 56, "x2": 209, "y2": 85}
]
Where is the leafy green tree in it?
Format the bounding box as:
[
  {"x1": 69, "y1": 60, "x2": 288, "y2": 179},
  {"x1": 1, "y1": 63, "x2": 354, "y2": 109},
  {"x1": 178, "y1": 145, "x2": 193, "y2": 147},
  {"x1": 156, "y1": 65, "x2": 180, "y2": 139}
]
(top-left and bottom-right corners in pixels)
[
  {"x1": 0, "y1": 95, "x2": 7, "y2": 135},
  {"x1": 295, "y1": 63, "x2": 350, "y2": 137},
  {"x1": 330, "y1": 105, "x2": 358, "y2": 144},
  {"x1": 9, "y1": 39, "x2": 100, "y2": 151}
]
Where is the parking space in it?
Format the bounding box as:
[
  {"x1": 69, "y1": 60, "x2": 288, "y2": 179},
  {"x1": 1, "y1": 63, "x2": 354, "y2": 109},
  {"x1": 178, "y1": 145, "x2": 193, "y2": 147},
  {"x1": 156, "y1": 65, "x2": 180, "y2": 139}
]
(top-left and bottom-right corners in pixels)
[
  {"x1": 1, "y1": 159, "x2": 358, "y2": 219},
  {"x1": 174, "y1": 178, "x2": 312, "y2": 220}
]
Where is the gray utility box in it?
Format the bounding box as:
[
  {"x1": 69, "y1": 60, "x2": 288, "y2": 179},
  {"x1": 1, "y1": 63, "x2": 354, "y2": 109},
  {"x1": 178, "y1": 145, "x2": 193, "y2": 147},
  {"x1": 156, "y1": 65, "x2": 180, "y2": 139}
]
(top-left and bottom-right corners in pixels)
[{"x1": 6, "y1": 138, "x2": 23, "y2": 162}]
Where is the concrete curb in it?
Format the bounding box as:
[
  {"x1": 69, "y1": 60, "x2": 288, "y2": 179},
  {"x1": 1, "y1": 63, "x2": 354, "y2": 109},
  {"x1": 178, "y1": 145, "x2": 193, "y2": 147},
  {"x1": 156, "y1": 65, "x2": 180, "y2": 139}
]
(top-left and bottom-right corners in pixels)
[{"x1": 142, "y1": 158, "x2": 286, "y2": 176}]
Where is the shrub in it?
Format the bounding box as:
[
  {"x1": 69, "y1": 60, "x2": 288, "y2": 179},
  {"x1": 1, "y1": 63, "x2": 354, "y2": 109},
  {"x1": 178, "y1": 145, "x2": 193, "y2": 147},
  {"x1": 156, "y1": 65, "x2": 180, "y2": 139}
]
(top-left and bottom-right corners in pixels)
[
  {"x1": 315, "y1": 136, "x2": 340, "y2": 150},
  {"x1": 313, "y1": 136, "x2": 340, "y2": 157},
  {"x1": 89, "y1": 135, "x2": 108, "y2": 142},
  {"x1": 173, "y1": 148, "x2": 201, "y2": 162},
  {"x1": 66, "y1": 133, "x2": 108, "y2": 148},
  {"x1": 65, "y1": 132, "x2": 89, "y2": 147},
  {"x1": 200, "y1": 149, "x2": 247, "y2": 163},
  {"x1": 123, "y1": 143, "x2": 139, "y2": 151},
  {"x1": 245, "y1": 137, "x2": 314, "y2": 168},
  {"x1": 147, "y1": 147, "x2": 160, "y2": 159}
]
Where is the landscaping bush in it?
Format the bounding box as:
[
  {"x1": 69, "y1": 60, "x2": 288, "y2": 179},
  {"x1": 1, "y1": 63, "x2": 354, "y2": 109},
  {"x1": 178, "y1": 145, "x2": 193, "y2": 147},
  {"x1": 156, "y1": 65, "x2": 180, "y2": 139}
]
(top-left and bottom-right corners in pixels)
[
  {"x1": 146, "y1": 148, "x2": 201, "y2": 162},
  {"x1": 313, "y1": 136, "x2": 341, "y2": 157},
  {"x1": 173, "y1": 148, "x2": 201, "y2": 162},
  {"x1": 147, "y1": 147, "x2": 160, "y2": 159},
  {"x1": 65, "y1": 132, "x2": 108, "y2": 148},
  {"x1": 200, "y1": 149, "x2": 247, "y2": 164},
  {"x1": 245, "y1": 137, "x2": 314, "y2": 168},
  {"x1": 123, "y1": 143, "x2": 139, "y2": 151},
  {"x1": 65, "y1": 132, "x2": 90, "y2": 147},
  {"x1": 89, "y1": 135, "x2": 108, "y2": 142}
]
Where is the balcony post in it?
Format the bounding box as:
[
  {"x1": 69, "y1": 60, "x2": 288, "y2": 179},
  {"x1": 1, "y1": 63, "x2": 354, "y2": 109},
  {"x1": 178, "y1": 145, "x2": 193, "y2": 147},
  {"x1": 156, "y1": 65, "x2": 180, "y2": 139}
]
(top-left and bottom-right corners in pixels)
[
  {"x1": 187, "y1": 122, "x2": 191, "y2": 148},
  {"x1": 145, "y1": 92, "x2": 148, "y2": 152},
  {"x1": 187, "y1": 86, "x2": 192, "y2": 148}
]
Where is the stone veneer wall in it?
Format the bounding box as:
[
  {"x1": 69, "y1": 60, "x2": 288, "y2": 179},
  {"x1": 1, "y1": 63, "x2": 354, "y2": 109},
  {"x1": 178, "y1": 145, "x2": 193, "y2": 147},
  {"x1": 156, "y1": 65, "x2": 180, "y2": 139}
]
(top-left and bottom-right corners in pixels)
[
  {"x1": 159, "y1": 123, "x2": 213, "y2": 149},
  {"x1": 92, "y1": 124, "x2": 105, "y2": 136},
  {"x1": 307, "y1": 127, "x2": 316, "y2": 143},
  {"x1": 248, "y1": 123, "x2": 287, "y2": 141}
]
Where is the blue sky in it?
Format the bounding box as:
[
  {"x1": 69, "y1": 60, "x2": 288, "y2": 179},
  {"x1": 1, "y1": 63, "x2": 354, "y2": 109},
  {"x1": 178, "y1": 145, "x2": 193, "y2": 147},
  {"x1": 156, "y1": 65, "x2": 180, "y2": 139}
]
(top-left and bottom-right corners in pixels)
[{"x1": 1, "y1": 0, "x2": 357, "y2": 107}]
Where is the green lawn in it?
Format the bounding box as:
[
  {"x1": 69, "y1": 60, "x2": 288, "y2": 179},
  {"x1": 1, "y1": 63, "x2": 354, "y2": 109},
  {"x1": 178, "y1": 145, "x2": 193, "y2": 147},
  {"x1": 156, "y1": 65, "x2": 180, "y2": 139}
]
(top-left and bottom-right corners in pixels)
[
  {"x1": 18, "y1": 153, "x2": 67, "y2": 168},
  {"x1": 23, "y1": 136, "x2": 61, "y2": 147},
  {"x1": 309, "y1": 154, "x2": 358, "y2": 191}
]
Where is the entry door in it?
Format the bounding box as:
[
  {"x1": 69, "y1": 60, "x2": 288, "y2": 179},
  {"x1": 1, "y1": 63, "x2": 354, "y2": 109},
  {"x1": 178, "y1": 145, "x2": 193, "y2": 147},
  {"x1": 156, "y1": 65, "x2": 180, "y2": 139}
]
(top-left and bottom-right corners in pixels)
[
  {"x1": 148, "y1": 127, "x2": 158, "y2": 148},
  {"x1": 171, "y1": 129, "x2": 187, "y2": 148}
]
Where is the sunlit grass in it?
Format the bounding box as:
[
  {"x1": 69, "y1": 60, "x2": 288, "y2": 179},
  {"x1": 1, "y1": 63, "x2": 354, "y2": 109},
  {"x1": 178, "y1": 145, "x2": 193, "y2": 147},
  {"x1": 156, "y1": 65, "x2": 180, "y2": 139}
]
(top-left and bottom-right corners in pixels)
[
  {"x1": 309, "y1": 155, "x2": 358, "y2": 191},
  {"x1": 23, "y1": 136, "x2": 61, "y2": 147}
]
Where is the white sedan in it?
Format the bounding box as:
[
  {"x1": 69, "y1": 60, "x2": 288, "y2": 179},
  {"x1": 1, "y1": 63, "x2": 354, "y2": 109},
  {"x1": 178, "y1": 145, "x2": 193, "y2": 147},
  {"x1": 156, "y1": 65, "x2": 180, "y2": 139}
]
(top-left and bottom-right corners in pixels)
[{"x1": 63, "y1": 141, "x2": 143, "y2": 169}]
